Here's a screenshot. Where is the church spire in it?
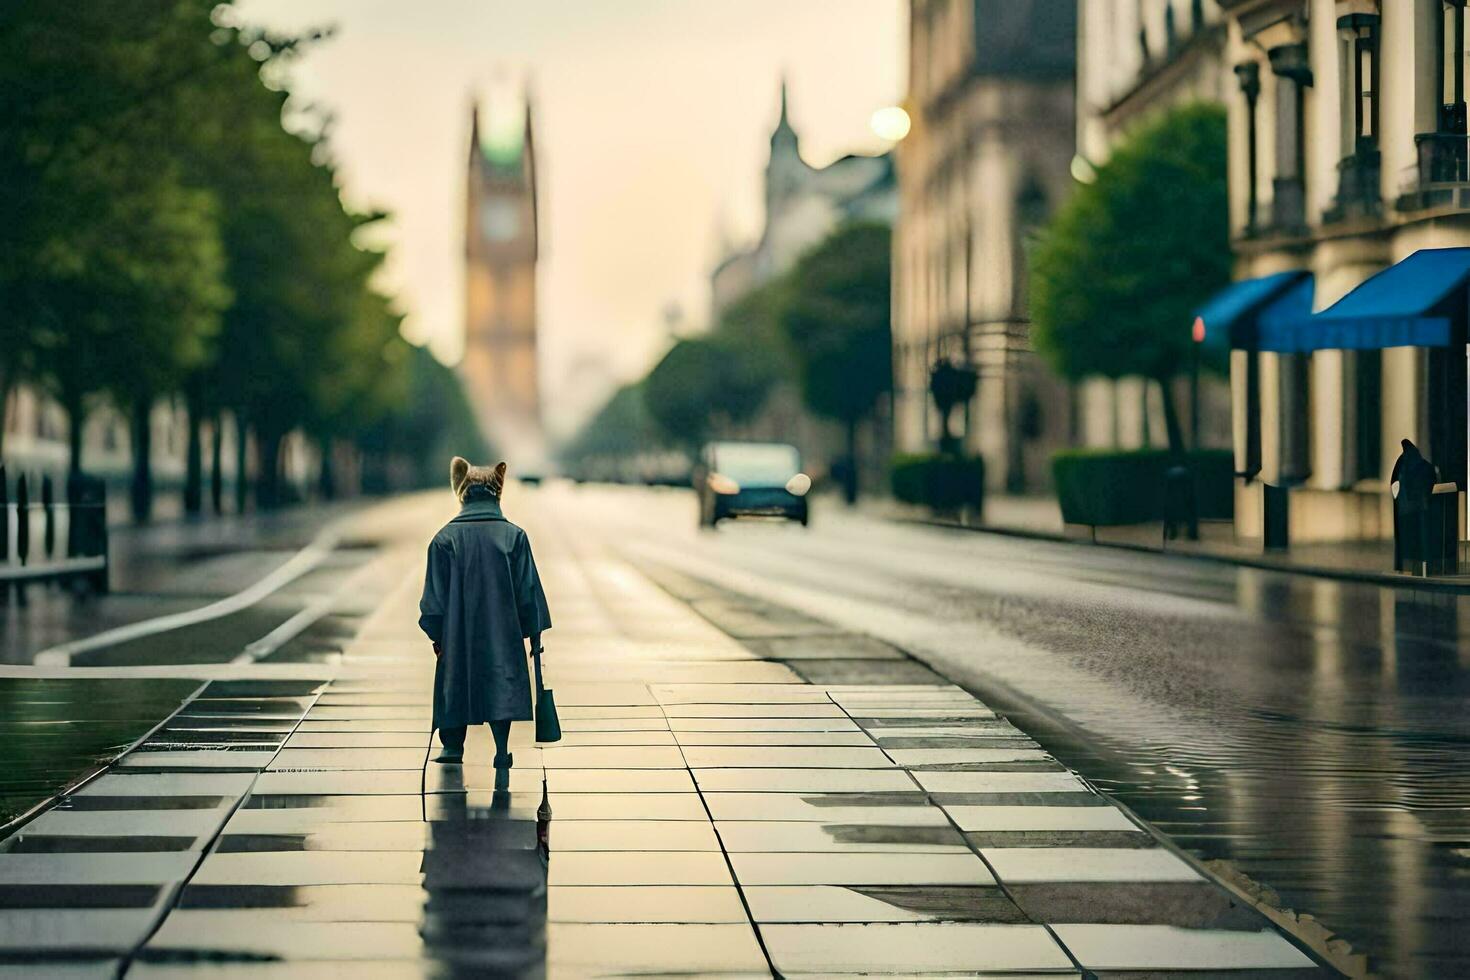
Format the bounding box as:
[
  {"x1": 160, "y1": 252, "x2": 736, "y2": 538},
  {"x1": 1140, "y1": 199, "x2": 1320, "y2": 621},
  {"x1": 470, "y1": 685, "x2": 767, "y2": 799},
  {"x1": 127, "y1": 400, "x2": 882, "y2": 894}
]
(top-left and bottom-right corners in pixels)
[{"x1": 772, "y1": 75, "x2": 797, "y2": 149}]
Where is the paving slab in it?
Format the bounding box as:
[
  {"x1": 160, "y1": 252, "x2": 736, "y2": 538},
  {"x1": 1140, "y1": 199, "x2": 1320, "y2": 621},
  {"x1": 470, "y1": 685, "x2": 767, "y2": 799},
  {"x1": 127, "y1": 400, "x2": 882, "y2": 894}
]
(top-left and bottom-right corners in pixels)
[
  {"x1": 548, "y1": 819, "x2": 720, "y2": 851},
  {"x1": 944, "y1": 804, "x2": 1140, "y2": 833},
  {"x1": 982, "y1": 847, "x2": 1204, "y2": 883},
  {"x1": 913, "y1": 771, "x2": 1089, "y2": 794},
  {"x1": 742, "y1": 884, "x2": 1027, "y2": 924},
  {"x1": 729, "y1": 852, "x2": 996, "y2": 886},
  {"x1": 682, "y1": 746, "x2": 894, "y2": 769},
  {"x1": 714, "y1": 820, "x2": 968, "y2": 853},
  {"x1": 544, "y1": 922, "x2": 767, "y2": 974},
  {"x1": 694, "y1": 768, "x2": 916, "y2": 793},
  {"x1": 1051, "y1": 924, "x2": 1319, "y2": 971},
  {"x1": 536, "y1": 745, "x2": 686, "y2": 769},
  {"x1": 702, "y1": 793, "x2": 943, "y2": 823},
  {"x1": 761, "y1": 923, "x2": 1073, "y2": 974},
  {"x1": 548, "y1": 886, "x2": 747, "y2": 923},
  {"x1": 548, "y1": 851, "x2": 734, "y2": 886}
]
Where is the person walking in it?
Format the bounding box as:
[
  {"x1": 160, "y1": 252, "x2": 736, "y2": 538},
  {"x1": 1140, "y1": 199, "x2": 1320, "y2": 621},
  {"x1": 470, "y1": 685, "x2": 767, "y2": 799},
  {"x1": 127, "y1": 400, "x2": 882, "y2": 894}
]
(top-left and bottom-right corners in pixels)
[
  {"x1": 1390, "y1": 438, "x2": 1439, "y2": 573},
  {"x1": 418, "y1": 457, "x2": 552, "y2": 768}
]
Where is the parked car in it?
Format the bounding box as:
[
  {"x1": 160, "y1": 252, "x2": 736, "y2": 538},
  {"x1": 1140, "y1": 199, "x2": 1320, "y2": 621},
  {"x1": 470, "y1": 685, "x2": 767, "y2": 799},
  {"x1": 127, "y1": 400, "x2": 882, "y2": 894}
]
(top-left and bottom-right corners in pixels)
[{"x1": 696, "y1": 441, "x2": 810, "y2": 527}]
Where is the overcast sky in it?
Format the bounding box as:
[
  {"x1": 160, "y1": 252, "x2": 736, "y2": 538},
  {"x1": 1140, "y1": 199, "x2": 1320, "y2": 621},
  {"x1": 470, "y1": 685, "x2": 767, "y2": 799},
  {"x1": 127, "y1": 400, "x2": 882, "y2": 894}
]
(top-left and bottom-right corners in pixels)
[{"x1": 235, "y1": 0, "x2": 906, "y2": 435}]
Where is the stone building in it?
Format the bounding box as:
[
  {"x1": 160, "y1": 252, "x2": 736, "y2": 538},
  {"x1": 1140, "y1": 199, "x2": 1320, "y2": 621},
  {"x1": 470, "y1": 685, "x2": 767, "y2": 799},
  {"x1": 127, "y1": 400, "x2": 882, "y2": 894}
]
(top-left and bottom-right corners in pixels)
[
  {"x1": 1199, "y1": 0, "x2": 1470, "y2": 546},
  {"x1": 892, "y1": 0, "x2": 1077, "y2": 493},
  {"x1": 462, "y1": 98, "x2": 542, "y2": 462}
]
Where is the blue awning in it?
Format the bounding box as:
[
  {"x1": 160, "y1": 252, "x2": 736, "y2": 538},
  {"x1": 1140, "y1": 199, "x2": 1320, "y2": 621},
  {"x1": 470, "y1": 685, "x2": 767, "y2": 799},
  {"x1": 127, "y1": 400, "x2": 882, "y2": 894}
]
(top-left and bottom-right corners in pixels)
[
  {"x1": 1193, "y1": 271, "x2": 1311, "y2": 351},
  {"x1": 1259, "y1": 247, "x2": 1470, "y2": 352}
]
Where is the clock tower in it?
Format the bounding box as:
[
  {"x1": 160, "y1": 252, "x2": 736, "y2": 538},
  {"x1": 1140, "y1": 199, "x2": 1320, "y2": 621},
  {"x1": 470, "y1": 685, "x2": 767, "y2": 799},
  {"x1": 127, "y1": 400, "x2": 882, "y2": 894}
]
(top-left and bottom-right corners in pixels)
[{"x1": 463, "y1": 97, "x2": 541, "y2": 455}]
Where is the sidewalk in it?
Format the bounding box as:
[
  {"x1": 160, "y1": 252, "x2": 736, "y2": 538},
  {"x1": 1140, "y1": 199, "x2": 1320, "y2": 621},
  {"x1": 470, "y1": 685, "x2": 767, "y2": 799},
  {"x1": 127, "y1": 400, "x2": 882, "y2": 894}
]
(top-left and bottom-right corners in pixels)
[
  {"x1": 902, "y1": 493, "x2": 1470, "y2": 592},
  {"x1": 0, "y1": 500, "x2": 1335, "y2": 977}
]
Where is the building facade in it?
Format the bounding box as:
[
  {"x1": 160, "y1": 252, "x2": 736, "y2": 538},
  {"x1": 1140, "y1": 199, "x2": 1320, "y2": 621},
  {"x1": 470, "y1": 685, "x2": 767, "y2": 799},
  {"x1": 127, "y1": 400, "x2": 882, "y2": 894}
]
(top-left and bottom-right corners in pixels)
[
  {"x1": 463, "y1": 100, "x2": 542, "y2": 461},
  {"x1": 893, "y1": 0, "x2": 1078, "y2": 493},
  {"x1": 1215, "y1": 0, "x2": 1470, "y2": 544}
]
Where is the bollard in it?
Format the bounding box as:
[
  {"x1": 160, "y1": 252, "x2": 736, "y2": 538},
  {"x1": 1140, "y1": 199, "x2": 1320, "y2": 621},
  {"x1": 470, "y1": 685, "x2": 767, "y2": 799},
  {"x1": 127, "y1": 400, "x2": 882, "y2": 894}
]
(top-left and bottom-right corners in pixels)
[{"x1": 41, "y1": 474, "x2": 55, "y2": 561}]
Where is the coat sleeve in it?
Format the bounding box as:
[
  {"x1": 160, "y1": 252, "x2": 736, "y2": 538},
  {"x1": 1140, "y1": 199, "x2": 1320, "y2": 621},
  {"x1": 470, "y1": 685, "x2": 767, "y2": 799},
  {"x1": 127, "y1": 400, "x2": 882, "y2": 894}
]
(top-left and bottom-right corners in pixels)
[
  {"x1": 418, "y1": 539, "x2": 451, "y2": 643},
  {"x1": 513, "y1": 531, "x2": 553, "y2": 639}
]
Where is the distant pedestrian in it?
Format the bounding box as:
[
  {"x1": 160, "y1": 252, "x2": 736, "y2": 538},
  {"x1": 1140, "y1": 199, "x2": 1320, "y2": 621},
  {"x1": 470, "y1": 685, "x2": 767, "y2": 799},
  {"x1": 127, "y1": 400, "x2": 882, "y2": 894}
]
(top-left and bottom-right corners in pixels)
[
  {"x1": 1391, "y1": 439, "x2": 1439, "y2": 572},
  {"x1": 419, "y1": 457, "x2": 552, "y2": 769}
]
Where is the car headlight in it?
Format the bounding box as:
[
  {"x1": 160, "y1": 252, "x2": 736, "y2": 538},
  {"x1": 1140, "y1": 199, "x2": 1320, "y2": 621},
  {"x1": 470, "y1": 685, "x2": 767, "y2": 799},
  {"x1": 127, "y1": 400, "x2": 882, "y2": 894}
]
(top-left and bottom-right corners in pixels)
[
  {"x1": 785, "y1": 473, "x2": 812, "y2": 496},
  {"x1": 707, "y1": 473, "x2": 741, "y2": 495}
]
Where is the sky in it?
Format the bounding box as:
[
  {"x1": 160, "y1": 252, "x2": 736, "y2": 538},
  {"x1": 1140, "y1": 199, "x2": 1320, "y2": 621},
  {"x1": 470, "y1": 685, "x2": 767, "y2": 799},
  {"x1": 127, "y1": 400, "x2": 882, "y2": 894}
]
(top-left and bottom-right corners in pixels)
[{"x1": 234, "y1": 0, "x2": 906, "y2": 436}]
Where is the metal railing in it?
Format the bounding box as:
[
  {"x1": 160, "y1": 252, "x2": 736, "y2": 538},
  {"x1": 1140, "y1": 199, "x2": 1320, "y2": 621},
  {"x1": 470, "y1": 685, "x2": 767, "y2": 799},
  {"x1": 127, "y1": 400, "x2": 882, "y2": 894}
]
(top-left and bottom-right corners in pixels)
[{"x1": 0, "y1": 465, "x2": 108, "y2": 594}]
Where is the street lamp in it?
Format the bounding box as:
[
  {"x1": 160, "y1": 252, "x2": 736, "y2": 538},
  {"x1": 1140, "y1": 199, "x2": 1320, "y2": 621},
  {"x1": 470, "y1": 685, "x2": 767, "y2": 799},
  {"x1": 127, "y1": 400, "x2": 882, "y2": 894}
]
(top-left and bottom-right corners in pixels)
[
  {"x1": 870, "y1": 106, "x2": 911, "y2": 142},
  {"x1": 1191, "y1": 316, "x2": 1206, "y2": 449}
]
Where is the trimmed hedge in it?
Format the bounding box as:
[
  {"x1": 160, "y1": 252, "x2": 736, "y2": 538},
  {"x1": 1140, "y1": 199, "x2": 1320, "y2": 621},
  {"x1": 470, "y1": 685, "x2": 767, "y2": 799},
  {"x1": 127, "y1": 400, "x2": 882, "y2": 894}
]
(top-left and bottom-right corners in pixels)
[
  {"x1": 1052, "y1": 448, "x2": 1233, "y2": 526},
  {"x1": 891, "y1": 454, "x2": 985, "y2": 512}
]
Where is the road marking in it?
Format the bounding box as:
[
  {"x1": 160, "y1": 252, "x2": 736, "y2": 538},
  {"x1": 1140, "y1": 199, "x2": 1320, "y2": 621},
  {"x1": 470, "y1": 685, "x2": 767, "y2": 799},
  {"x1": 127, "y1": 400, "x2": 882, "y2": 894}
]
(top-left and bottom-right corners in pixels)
[{"x1": 32, "y1": 523, "x2": 345, "y2": 668}]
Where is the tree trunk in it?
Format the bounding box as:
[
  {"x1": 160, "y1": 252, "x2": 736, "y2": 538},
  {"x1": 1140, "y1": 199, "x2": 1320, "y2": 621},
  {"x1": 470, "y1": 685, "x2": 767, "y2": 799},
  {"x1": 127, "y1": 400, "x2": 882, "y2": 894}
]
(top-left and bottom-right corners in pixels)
[
  {"x1": 257, "y1": 430, "x2": 282, "y2": 511},
  {"x1": 0, "y1": 365, "x2": 13, "y2": 460},
  {"x1": 318, "y1": 440, "x2": 336, "y2": 501},
  {"x1": 129, "y1": 400, "x2": 153, "y2": 524},
  {"x1": 1157, "y1": 375, "x2": 1186, "y2": 458},
  {"x1": 65, "y1": 395, "x2": 85, "y2": 476},
  {"x1": 843, "y1": 417, "x2": 859, "y2": 506},
  {"x1": 210, "y1": 413, "x2": 224, "y2": 515},
  {"x1": 234, "y1": 413, "x2": 249, "y2": 515},
  {"x1": 183, "y1": 395, "x2": 203, "y2": 515}
]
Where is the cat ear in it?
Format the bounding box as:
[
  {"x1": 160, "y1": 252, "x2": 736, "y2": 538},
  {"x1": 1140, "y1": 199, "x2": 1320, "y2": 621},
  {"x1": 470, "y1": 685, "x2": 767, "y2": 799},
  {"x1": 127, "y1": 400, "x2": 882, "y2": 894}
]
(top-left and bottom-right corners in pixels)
[
  {"x1": 490, "y1": 461, "x2": 508, "y2": 496},
  {"x1": 450, "y1": 456, "x2": 470, "y2": 494}
]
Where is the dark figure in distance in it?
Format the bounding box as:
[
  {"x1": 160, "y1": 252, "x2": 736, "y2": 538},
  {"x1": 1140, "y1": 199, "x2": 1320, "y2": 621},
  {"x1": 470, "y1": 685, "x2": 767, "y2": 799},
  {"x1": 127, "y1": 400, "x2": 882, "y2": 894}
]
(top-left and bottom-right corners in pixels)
[
  {"x1": 418, "y1": 457, "x2": 552, "y2": 767},
  {"x1": 1391, "y1": 438, "x2": 1439, "y2": 572}
]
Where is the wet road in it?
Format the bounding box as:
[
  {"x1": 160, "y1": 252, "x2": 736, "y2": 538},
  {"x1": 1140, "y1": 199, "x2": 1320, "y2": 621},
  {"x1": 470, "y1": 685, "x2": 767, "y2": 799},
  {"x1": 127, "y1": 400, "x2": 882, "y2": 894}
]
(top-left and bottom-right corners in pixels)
[{"x1": 543, "y1": 482, "x2": 1470, "y2": 978}]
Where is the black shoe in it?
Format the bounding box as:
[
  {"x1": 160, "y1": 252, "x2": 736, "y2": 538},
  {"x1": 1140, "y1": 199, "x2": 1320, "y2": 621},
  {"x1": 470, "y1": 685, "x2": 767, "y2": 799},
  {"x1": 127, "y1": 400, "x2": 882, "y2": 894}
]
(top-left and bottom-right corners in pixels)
[
  {"x1": 434, "y1": 749, "x2": 463, "y2": 764},
  {"x1": 493, "y1": 752, "x2": 513, "y2": 769}
]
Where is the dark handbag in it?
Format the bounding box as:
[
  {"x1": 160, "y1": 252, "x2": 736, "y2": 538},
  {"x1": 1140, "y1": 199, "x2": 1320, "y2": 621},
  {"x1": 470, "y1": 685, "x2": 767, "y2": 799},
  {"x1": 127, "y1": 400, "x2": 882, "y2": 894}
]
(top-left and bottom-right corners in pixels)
[{"x1": 533, "y1": 648, "x2": 561, "y2": 743}]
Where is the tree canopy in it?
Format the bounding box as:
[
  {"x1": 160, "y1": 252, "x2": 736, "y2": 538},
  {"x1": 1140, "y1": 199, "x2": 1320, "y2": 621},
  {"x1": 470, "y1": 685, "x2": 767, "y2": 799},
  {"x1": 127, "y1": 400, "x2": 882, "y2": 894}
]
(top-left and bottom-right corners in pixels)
[
  {"x1": 0, "y1": 2, "x2": 448, "y2": 512},
  {"x1": 779, "y1": 221, "x2": 893, "y2": 427},
  {"x1": 1029, "y1": 102, "x2": 1230, "y2": 451}
]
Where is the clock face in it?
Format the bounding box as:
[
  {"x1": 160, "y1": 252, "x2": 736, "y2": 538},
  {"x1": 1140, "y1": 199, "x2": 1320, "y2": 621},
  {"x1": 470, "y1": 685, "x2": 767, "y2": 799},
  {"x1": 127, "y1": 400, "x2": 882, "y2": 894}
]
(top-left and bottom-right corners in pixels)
[{"x1": 481, "y1": 199, "x2": 520, "y2": 243}]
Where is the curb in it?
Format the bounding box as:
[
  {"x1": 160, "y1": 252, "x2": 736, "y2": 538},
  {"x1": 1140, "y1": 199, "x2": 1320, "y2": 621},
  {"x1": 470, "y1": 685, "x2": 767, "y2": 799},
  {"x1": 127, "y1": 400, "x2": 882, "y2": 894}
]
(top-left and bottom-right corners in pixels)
[{"x1": 895, "y1": 515, "x2": 1470, "y2": 594}]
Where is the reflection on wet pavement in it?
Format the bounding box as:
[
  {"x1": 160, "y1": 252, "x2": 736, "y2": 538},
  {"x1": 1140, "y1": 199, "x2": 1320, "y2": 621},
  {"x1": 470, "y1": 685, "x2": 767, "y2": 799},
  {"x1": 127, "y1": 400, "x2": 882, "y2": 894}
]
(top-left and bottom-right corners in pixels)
[{"x1": 0, "y1": 489, "x2": 1340, "y2": 977}]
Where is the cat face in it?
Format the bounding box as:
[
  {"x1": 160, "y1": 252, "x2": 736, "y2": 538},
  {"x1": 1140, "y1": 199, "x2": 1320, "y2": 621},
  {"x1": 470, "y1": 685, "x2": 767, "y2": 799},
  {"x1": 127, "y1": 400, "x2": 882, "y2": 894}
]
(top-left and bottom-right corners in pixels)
[{"x1": 450, "y1": 456, "x2": 507, "y2": 502}]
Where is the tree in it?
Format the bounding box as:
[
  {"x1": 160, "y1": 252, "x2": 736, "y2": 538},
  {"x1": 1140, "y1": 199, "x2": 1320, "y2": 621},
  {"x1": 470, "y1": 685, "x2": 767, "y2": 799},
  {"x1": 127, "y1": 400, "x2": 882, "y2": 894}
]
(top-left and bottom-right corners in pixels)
[
  {"x1": 0, "y1": 1, "x2": 233, "y2": 484},
  {"x1": 778, "y1": 222, "x2": 893, "y2": 504},
  {"x1": 643, "y1": 335, "x2": 779, "y2": 452},
  {"x1": 1029, "y1": 102, "x2": 1230, "y2": 455}
]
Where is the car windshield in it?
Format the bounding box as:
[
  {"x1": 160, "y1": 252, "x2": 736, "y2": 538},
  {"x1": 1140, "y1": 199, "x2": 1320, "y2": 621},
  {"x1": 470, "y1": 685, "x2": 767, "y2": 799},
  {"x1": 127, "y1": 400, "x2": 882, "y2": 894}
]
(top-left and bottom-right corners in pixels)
[{"x1": 713, "y1": 443, "x2": 801, "y2": 484}]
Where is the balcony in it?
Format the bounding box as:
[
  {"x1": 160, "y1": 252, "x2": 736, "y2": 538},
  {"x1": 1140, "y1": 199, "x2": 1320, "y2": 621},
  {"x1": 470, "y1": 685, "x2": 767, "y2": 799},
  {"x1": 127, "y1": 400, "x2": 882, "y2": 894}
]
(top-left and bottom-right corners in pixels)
[
  {"x1": 1396, "y1": 130, "x2": 1470, "y2": 213},
  {"x1": 1322, "y1": 149, "x2": 1382, "y2": 224}
]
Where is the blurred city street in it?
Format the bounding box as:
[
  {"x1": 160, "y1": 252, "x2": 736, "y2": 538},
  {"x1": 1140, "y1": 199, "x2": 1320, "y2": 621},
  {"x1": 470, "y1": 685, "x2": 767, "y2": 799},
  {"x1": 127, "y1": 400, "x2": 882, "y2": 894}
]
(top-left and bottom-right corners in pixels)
[{"x1": 6, "y1": 484, "x2": 1468, "y2": 974}]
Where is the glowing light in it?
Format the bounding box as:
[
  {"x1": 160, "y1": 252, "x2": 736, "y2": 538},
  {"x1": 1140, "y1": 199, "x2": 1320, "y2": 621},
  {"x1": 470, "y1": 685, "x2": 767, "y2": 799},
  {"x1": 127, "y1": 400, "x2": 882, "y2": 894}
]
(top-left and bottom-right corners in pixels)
[
  {"x1": 785, "y1": 473, "x2": 812, "y2": 496},
  {"x1": 870, "y1": 106, "x2": 911, "y2": 142},
  {"x1": 1192, "y1": 316, "x2": 1206, "y2": 343},
  {"x1": 707, "y1": 473, "x2": 741, "y2": 495}
]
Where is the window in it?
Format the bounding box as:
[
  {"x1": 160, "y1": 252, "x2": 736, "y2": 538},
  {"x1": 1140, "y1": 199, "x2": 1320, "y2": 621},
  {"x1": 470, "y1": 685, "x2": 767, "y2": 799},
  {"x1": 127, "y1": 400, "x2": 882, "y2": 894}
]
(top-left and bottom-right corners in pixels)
[
  {"x1": 1268, "y1": 43, "x2": 1310, "y2": 228},
  {"x1": 1337, "y1": 14, "x2": 1380, "y2": 157},
  {"x1": 1440, "y1": 0, "x2": 1467, "y2": 134}
]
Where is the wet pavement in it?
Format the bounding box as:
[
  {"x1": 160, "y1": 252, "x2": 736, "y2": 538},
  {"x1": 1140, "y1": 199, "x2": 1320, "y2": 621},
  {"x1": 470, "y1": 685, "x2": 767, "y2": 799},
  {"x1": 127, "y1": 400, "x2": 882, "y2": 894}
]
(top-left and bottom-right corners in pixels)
[
  {"x1": 0, "y1": 486, "x2": 1332, "y2": 977},
  {"x1": 562, "y1": 483, "x2": 1470, "y2": 978}
]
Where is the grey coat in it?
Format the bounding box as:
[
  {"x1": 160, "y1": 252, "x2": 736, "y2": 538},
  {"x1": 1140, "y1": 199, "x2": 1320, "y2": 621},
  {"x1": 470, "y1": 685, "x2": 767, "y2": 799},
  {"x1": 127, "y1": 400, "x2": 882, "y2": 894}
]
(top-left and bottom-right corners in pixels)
[{"x1": 418, "y1": 494, "x2": 552, "y2": 728}]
